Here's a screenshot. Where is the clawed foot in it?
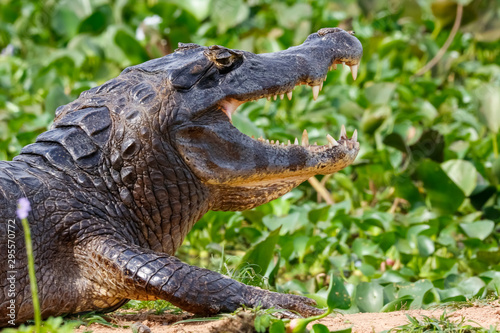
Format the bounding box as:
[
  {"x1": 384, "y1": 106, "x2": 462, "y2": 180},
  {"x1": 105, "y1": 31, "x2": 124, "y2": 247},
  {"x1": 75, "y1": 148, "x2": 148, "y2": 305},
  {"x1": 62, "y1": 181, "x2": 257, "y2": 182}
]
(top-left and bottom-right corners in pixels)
[{"x1": 245, "y1": 286, "x2": 324, "y2": 318}]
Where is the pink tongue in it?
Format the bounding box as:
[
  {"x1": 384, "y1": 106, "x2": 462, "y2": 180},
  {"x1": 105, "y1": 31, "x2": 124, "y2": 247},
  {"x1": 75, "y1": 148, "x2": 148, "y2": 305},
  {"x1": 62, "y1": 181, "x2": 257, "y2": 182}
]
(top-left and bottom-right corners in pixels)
[{"x1": 219, "y1": 98, "x2": 244, "y2": 122}]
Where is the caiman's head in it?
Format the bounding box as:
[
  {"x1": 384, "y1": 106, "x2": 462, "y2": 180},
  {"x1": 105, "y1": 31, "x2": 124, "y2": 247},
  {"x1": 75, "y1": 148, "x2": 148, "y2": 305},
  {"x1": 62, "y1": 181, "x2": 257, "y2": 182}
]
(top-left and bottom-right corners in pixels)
[{"x1": 125, "y1": 28, "x2": 362, "y2": 211}]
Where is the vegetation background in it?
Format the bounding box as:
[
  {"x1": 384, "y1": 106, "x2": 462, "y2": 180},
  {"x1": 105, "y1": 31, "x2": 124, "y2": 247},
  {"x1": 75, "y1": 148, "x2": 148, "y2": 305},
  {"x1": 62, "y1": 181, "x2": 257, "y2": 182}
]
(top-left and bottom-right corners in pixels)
[{"x1": 1, "y1": 0, "x2": 500, "y2": 328}]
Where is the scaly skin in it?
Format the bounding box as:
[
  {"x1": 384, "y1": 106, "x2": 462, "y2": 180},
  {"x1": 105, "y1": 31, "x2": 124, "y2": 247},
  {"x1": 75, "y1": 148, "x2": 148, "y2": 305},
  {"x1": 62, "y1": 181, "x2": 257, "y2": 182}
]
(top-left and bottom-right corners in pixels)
[{"x1": 0, "y1": 27, "x2": 362, "y2": 326}]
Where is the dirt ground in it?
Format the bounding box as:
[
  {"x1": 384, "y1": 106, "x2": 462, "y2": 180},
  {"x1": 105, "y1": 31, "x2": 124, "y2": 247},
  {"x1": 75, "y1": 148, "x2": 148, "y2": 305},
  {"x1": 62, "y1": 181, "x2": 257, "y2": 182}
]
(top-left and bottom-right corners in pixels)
[{"x1": 73, "y1": 301, "x2": 500, "y2": 333}]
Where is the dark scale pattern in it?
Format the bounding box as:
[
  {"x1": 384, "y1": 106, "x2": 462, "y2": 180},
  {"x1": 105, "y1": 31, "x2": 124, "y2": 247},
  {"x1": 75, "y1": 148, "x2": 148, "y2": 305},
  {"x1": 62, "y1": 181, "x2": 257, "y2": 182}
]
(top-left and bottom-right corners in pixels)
[{"x1": 0, "y1": 27, "x2": 363, "y2": 326}]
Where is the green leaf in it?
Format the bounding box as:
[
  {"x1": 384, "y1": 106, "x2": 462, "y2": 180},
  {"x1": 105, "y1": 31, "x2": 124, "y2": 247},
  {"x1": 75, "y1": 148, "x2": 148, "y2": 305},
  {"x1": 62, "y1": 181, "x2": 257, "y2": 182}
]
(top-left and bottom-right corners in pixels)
[
  {"x1": 312, "y1": 324, "x2": 352, "y2": 333},
  {"x1": 383, "y1": 132, "x2": 409, "y2": 153},
  {"x1": 361, "y1": 105, "x2": 391, "y2": 134},
  {"x1": 327, "y1": 275, "x2": 351, "y2": 310},
  {"x1": 436, "y1": 287, "x2": 466, "y2": 302},
  {"x1": 417, "y1": 235, "x2": 435, "y2": 257},
  {"x1": 416, "y1": 159, "x2": 465, "y2": 214},
  {"x1": 457, "y1": 277, "x2": 486, "y2": 298},
  {"x1": 441, "y1": 160, "x2": 478, "y2": 196},
  {"x1": 172, "y1": 0, "x2": 211, "y2": 21},
  {"x1": 114, "y1": 30, "x2": 149, "y2": 64},
  {"x1": 45, "y1": 85, "x2": 72, "y2": 114},
  {"x1": 364, "y1": 83, "x2": 396, "y2": 106},
  {"x1": 396, "y1": 280, "x2": 434, "y2": 309},
  {"x1": 254, "y1": 314, "x2": 271, "y2": 333},
  {"x1": 263, "y1": 212, "x2": 305, "y2": 235},
  {"x1": 311, "y1": 324, "x2": 330, "y2": 333},
  {"x1": 460, "y1": 220, "x2": 495, "y2": 240},
  {"x1": 493, "y1": 156, "x2": 500, "y2": 184},
  {"x1": 266, "y1": 250, "x2": 281, "y2": 287},
  {"x1": 272, "y1": 3, "x2": 312, "y2": 30},
  {"x1": 293, "y1": 235, "x2": 309, "y2": 262},
  {"x1": 210, "y1": 0, "x2": 249, "y2": 34},
  {"x1": 410, "y1": 130, "x2": 444, "y2": 163},
  {"x1": 238, "y1": 227, "x2": 281, "y2": 276},
  {"x1": 355, "y1": 282, "x2": 384, "y2": 312},
  {"x1": 232, "y1": 112, "x2": 265, "y2": 138},
  {"x1": 477, "y1": 250, "x2": 500, "y2": 265},
  {"x1": 381, "y1": 295, "x2": 414, "y2": 312},
  {"x1": 352, "y1": 238, "x2": 379, "y2": 257},
  {"x1": 469, "y1": 185, "x2": 497, "y2": 210},
  {"x1": 52, "y1": 7, "x2": 80, "y2": 38},
  {"x1": 393, "y1": 175, "x2": 424, "y2": 208},
  {"x1": 79, "y1": 5, "x2": 112, "y2": 34},
  {"x1": 269, "y1": 320, "x2": 285, "y2": 333},
  {"x1": 477, "y1": 84, "x2": 500, "y2": 133}
]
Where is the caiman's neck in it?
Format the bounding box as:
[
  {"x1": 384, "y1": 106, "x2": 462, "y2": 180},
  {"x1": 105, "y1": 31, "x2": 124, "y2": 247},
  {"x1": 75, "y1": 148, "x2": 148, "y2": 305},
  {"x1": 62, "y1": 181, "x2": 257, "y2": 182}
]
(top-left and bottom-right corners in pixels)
[
  {"x1": 135, "y1": 148, "x2": 211, "y2": 255},
  {"x1": 102, "y1": 97, "x2": 211, "y2": 255}
]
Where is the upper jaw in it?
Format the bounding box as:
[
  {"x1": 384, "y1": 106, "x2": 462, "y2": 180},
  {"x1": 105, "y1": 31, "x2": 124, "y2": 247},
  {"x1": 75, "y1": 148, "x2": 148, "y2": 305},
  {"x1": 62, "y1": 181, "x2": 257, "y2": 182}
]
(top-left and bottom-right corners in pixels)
[
  {"x1": 218, "y1": 28, "x2": 362, "y2": 121},
  {"x1": 219, "y1": 60, "x2": 359, "y2": 122}
]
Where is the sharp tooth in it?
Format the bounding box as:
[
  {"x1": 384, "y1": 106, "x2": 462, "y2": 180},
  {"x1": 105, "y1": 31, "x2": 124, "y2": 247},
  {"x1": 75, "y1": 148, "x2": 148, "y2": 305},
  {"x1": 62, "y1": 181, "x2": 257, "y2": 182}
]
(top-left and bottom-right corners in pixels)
[
  {"x1": 343, "y1": 141, "x2": 347, "y2": 147},
  {"x1": 279, "y1": 94, "x2": 284, "y2": 100},
  {"x1": 288, "y1": 140, "x2": 291, "y2": 145},
  {"x1": 287, "y1": 91, "x2": 293, "y2": 100},
  {"x1": 259, "y1": 136, "x2": 264, "y2": 141},
  {"x1": 312, "y1": 85, "x2": 320, "y2": 101},
  {"x1": 276, "y1": 140, "x2": 279, "y2": 145},
  {"x1": 320, "y1": 81, "x2": 324, "y2": 91},
  {"x1": 314, "y1": 142, "x2": 317, "y2": 145},
  {"x1": 352, "y1": 129, "x2": 358, "y2": 142},
  {"x1": 271, "y1": 140, "x2": 274, "y2": 144},
  {"x1": 266, "y1": 139, "x2": 269, "y2": 143},
  {"x1": 273, "y1": 95, "x2": 277, "y2": 101},
  {"x1": 342, "y1": 62, "x2": 345, "y2": 69},
  {"x1": 340, "y1": 124, "x2": 346, "y2": 139},
  {"x1": 326, "y1": 134, "x2": 338, "y2": 146},
  {"x1": 281, "y1": 142, "x2": 285, "y2": 146},
  {"x1": 294, "y1": 138, "x2": 299, "y2": 145},
  {"x1": 333, "y1": 63, "x2": 337, "y2": 70},
  {"x1": 266, "y1": 96, "x2": 270, "y2": 101},
  {"x1": 301, "y1": 129, "x2": 309, "y2": 147},
  {"x1": 350, "y1": 64, "x2": 358, "y2": 80}
]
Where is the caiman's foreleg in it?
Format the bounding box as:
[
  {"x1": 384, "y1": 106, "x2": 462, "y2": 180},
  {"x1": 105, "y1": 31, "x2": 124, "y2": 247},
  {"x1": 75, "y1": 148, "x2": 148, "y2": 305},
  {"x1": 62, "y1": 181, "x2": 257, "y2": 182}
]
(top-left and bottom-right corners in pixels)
[{"x1": 81, "y1": 238, "x2": 322, "y2": 317}]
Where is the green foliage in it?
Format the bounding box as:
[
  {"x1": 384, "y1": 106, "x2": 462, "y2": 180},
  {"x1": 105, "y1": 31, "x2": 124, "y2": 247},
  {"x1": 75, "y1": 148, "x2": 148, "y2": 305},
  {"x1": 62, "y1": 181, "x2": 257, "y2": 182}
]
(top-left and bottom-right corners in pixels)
[
  {"x1": 1, "y1": 0, "x2": 500, "y2": 331},
  {"x1": 390, "y1": 312, "x2": 499, "y2": 333},
  {"x1": 287, "y1": 272, "x2": 353, "y2": 333},
  {"x1": 1, "y1": 317, "x2": 81, "y2": 333},
  {"x1": 122, "y1": 300, "x2": 182, "y2": 315}
]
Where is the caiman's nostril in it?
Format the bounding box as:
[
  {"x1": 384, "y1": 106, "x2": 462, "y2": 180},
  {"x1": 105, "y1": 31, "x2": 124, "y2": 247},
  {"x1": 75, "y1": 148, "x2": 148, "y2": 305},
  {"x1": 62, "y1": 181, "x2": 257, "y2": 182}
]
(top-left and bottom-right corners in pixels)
[{"x1": 317, "y1": 27, "x2": 343, "y2": 36}]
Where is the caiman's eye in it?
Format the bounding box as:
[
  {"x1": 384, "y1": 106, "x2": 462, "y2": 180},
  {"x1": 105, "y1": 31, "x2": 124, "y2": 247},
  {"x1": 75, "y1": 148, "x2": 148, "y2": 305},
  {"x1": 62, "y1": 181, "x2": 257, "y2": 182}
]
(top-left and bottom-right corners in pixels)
[{"x1": 204, "y1": 45, "x2": 243, "y2": 71}]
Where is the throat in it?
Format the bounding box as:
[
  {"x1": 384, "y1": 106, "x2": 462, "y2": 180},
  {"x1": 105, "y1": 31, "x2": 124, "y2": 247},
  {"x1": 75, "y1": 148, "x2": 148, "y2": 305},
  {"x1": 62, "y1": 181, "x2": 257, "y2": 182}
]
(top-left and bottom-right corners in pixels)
[
  {"x1": 122, "y1": 163, "x2": 212, "y2": 255},
  {"x1": 219, "y1": 98, "x2": 244, "y2": 122}
]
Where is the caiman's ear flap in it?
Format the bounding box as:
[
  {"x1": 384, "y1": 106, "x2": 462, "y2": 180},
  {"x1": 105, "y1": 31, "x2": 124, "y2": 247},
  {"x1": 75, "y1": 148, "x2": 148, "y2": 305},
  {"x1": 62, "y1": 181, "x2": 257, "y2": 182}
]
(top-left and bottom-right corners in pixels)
[
  {"x1": 204, "y1": 45, "x2": 243, "y2": 73},
  {"x1": 168, "y1": 55, "x2": 212, "y2": 90}
]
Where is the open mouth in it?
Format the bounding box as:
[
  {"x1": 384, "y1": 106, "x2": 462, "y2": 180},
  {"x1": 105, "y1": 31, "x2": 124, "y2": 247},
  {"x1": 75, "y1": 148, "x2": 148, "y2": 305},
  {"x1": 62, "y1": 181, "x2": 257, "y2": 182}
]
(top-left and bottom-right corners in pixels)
[{"x1": 218, "y1": 59, "x2": 360, "y2": 155}]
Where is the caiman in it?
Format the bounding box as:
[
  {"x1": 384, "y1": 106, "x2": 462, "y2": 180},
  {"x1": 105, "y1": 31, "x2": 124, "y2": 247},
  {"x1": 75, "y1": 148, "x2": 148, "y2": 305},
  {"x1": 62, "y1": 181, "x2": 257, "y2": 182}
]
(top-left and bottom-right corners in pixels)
[{"x1": 0, "y1": 27, "x2": 362, "y2": 326}]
